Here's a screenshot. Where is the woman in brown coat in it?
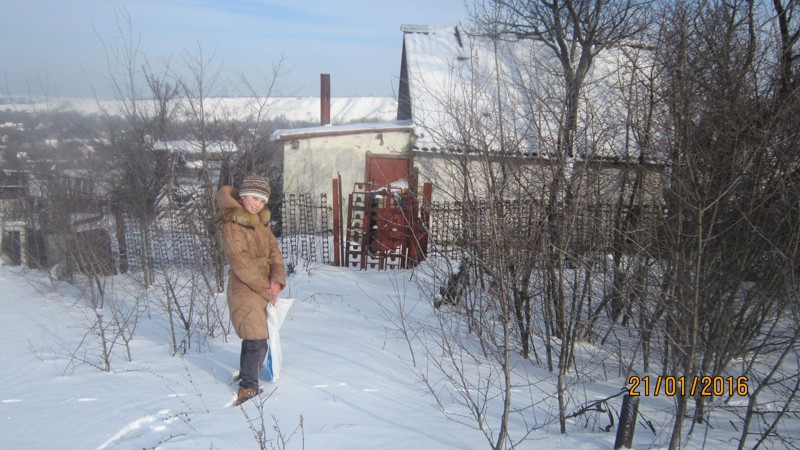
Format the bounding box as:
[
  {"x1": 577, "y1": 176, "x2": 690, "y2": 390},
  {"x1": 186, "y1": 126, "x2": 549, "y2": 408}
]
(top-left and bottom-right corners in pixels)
[{"x1": 217, "y1": 175, "x2": 286, "y2": 406}]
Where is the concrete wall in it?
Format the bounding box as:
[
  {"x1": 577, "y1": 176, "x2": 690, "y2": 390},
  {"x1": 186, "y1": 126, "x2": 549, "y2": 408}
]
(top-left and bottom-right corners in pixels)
[
  {"x1": 281, "y1": 128, "x2": 413, "y2": 234},
  {"x1": 283, "y1": 129, "x2": 412, "y2": 199}
]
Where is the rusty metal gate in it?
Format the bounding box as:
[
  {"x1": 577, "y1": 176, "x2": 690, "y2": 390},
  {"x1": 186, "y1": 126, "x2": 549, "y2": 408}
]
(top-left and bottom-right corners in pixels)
[{"x1": 333, "y1": 179, "x2": 431, "y2": 270}]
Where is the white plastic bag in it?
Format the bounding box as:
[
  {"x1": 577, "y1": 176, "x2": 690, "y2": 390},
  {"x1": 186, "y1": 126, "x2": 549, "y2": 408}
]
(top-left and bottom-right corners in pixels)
[{"x1": 266, "y1": 298, "x2": 294, "y2": 382}]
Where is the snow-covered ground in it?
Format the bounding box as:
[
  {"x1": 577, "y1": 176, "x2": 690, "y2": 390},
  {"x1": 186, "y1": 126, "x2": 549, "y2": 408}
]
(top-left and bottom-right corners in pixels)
[{"x1": 0, "y1": 258, "x2": 774, "y2": 449}]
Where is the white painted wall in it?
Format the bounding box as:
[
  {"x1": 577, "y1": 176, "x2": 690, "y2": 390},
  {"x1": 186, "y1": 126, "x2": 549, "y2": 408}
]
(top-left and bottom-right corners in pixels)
[
  {"x1": 281, "y1": 128, "x2": 413, "y2": 232},
  {"x1": 283, "y1": 129, "x2": 411, "y2": 197}
]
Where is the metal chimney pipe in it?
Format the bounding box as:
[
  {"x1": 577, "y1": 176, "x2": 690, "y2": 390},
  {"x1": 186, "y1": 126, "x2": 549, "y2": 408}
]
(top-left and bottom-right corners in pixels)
[{"x1": 321, "y1": 73, "x2": 331, "y2": 126}]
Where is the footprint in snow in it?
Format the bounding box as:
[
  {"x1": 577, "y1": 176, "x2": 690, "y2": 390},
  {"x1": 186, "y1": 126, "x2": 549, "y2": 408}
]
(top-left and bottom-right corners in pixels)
[
  {"x1": 313, "y1": 383, "x2": 348, "y2": 388},
  {"x1": 95, "y1": 409, "x2": 174, "y2": 450}
]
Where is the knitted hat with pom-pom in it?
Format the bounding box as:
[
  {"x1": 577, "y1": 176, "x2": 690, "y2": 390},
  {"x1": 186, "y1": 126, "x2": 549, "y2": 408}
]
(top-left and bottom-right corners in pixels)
[{"x1": 239, "y1": 175, "x2": 271, "y2": 203}]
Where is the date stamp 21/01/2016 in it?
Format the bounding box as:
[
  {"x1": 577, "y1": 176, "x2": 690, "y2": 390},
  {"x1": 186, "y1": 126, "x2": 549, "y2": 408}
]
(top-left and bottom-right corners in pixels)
[{"x1": 627, "y1": 375, "x2": 749, "y2": 397}]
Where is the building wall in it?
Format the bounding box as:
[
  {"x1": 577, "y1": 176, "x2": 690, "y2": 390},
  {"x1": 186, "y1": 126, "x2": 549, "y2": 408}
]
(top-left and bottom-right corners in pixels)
[
  {"x1": 413, "y1": 152, "x2": 560, "y2": 204},
  {"x1": 281, "y1": 129, "x2": 413, "y2": 233},
  {"x1": 414, "y1": 152, "x2": 665, "y2": 206},
  {"x1": 283, "y1": 130, "x2": 412, "y2": 199}
]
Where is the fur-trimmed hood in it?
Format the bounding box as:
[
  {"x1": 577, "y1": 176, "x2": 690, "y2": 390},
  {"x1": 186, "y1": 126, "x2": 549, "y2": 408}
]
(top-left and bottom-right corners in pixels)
[
  {"x1": 216, "y1": 185, "x2": 272, "y2": 228},
  {"x1": 218, "y1": 206, "x2": 272, "y2": 229}
]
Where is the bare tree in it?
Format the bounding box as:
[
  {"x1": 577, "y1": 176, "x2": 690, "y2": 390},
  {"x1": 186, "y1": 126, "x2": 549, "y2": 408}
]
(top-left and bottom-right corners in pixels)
[
  {"x1": 474, "y1": 0, "x2": 650, "y2": 159},
  {"x1": 654, "y1": 1, "x2": 800, "y2": 447},
  {"x1": 408, "y1": 1, "x2": 800, "y2": 448},
  {"x1": 33, "y1": 174, "x2": 141, "y2": 372},
  {"x1": 465, "y1": 0, "x2": 654, "y2": 435},
  {"x1": 94, "y1": 7, "x2": 176, "y2": 286}
]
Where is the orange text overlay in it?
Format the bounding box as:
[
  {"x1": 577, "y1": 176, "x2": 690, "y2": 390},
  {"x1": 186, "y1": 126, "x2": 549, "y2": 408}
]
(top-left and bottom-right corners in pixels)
[{"x1": 627, "y1": 375, "x2": 749, "y2": 397}]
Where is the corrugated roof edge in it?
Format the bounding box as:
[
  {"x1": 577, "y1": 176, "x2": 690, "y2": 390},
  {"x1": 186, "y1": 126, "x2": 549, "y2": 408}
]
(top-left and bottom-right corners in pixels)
[
  {"x1": 400, "y1": 24, "x2": 453, "y2": 33},
  {"x1": 271, "y1": 120, "x2": 414, "y2": 142},
  {"x1": 411, "y1": 144, "x2": 670, "y2": 165}
]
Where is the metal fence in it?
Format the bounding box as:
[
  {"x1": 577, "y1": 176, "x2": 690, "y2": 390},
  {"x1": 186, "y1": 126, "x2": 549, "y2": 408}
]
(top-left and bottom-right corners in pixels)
[
  {"x1": 424, "y1": 199, "x2": 665, "y2": 262},
  {"x1": 277, "y1": 192, "x2": 333, "y2": 268},
  {"x1": 3, "y1": 190, "x2": 663, "y2": 274}
]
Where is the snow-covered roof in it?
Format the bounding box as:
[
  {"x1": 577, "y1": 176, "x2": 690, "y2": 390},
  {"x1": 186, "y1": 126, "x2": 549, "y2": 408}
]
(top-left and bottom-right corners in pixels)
[
  {"x1": 399, "y1": 24, "x2": 657, "y2": 161},
  {"x1": 152, "y1": 140, "x2": 238, "y2": 154}
]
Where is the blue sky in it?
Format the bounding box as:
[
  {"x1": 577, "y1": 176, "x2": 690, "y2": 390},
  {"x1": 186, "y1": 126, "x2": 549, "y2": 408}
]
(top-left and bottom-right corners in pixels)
[{"x1": 1, "y1": 0, "x2": 468, "y2": 99}]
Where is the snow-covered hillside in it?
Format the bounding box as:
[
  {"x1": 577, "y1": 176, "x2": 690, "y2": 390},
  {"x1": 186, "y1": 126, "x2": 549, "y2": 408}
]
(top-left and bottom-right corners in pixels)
[
  {"x1": 1, "y1": 96, "x2": 398, "y2": 124},
  {"x1": 0, "y1": 258, "x2": 773, "y2": 449}
]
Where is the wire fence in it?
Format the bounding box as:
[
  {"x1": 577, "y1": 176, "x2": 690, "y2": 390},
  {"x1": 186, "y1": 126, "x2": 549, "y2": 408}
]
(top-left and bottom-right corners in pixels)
[{"x1": 3, "y1": 190, "x2": 664, "y2": 274}]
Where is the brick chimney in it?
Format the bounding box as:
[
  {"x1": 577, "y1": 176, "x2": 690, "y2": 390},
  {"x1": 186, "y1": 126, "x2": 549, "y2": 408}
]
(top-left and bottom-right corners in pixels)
[{"x1": 321, "y1": 73, "x2": 331, "y2": 126}]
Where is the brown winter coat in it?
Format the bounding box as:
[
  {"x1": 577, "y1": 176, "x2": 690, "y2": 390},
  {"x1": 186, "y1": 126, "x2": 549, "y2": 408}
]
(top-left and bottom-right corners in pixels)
[{"x1": 217, "y1": 185, "x2": 286, "y2": 340}]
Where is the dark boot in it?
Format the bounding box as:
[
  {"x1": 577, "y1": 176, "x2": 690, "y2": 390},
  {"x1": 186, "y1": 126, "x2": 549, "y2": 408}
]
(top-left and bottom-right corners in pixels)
[{"x1": 239, "y1": 339, "x2": 268, "y2": 390}]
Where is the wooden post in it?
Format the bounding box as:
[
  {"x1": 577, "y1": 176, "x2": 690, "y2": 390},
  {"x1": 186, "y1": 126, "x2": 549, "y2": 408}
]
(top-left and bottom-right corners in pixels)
[
  {"x1": 332, "y1": 177, "x2": 342, "y2": 267},
  {"x1": 112, "y1": 202, "x2": 129, "y2": 273},
  {"x1": 419, "y1": 182, "x2": 432, "y2": 259},
  {"x1": 614, "y1": 394, "x2": 639, "y2": 449}
]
